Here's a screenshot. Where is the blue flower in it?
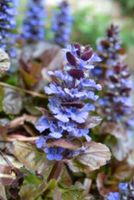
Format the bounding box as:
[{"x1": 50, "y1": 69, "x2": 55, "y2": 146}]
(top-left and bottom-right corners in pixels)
[
  {"x1": 106, "y1": 192, "x2": 120, "y2": 200},
  {"x1": 44, "y1": 147, "x2": 64, "y2": 161},
  {"x1": 97, "y1": 60, "x2": 132, "y2": 123},
  {"x1": 91, "y1": 66, "x2": 103, "y2": 77},
  {"x1": 58, "y1": 121, "x2": 89, "y2": 138},
  {"x1": 35, "y1": 44, "x2": 102, "y2": 161},
  {"x1": 66, "y1": 44, "x2": 101, "y2": 71},
  {"x1": 106, "y1": 180, "x2": 134, "y2": 200},
  {"x1": 35, "y1": 116, "x2": 49, "y2": 133},
  {"x1": 118, "y1": 183, "x2": 128, "y2": 192},
  {"x1": 49, "y1": 123, "x2": 63, "y2": 139},
  {"x1": 0, "y1": 0, "x2": 17, "y2": 57},
  {"x1": 20, "y1": 0, "x2": 45, "y2": 43},
  {"x1": 52, "y1": 1, "x2": 72, "y2": 47},
  {"x1": 36, "y1": 136, "x2": 45, "y2": 149}
]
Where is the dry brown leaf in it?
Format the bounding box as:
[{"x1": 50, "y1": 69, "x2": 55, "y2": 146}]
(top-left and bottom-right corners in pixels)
[
  {"x1": 86, "y1": 116, "x2": 102, "y2": 129},
  {"x1": 100, "y1": 122, "x2": 127, "y2": 139},
  {"x1": 111, "y1": 138, "x2": 128, "y2": 161},
  {"x1": 2, "y1": 88, "x2": 23, "y2": 115},
  {"x1": 9, "y1": 114, "x2": 37, "y2": 128},
  {"x1": 114, "y1": 163, "x2": 134, "y2": 180},
  {"x1": 20, "y1": 42, "x2": 62, "y2": 83},
  {"x1": 96, "y1": 173, "x2": 116, "y2": 197},
  {"x1": 47, "y1": 139, "x2": 81, "y2": 150},
  {"x1": 67, "y1": 142, "x2": 111, "y2": 174},
  {"x1": 40, "y1": 43, "x2": 61, "y2": 68},
  {"x1": 41, "y1": 48, "x2": 64, "y2": 82},
  {"x1": 10, "y1": 141, "x2": 52, "y2": 177},
  {"x1": 127, "y1": 151, "x2": 134, "y2": 167},
  {"x1": 19, "y1": 57, "x2": 42, "y2": 89},
  {"x1": 76, "y1": 142, "x2": 111, "y2": 171},
  {"x1": 0, "y1": 154, "x2": 22, "y2": 186}
]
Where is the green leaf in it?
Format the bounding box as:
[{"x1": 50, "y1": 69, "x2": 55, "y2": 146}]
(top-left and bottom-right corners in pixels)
[
  {"x1": 10, "y1": 141, "x2": 53, "y2": 179},
  {"x1": 19, "y1": 179, "x2": 56, "y2": 200},
  {"x1": 22, "y1": 169, "x2": 42, "y2": 185},
  {"x1": 61, "y1": 187, "x2": 86, "y2": 200}
]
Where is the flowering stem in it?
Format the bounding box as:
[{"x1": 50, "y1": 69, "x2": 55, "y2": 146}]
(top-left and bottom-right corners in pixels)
[
  {"x1": 0, "y1": 82, "x2": 47, "y2": 98},
  {"x1": 47, "y1": 161, "x2": 63, "y2": 182}
]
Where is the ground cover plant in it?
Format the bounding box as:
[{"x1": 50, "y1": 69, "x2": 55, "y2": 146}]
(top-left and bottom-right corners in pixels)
[{"x1": 0, "y1": 0, "x2": 134, "y2": 200}]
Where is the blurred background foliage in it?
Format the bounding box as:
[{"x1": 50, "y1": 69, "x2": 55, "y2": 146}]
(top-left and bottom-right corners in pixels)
[
  {"x1": 17, "y1": 0, "x2": 134, "y2": 69},
  {"x1": 115, "y1": 0, "x2": 134, "y2": 16},
  {"x1": 71, "y1": 7, "x2": 109, "y2": 49}
]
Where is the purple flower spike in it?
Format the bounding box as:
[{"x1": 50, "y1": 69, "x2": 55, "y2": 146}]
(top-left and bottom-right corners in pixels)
[
  {"x1": 35, "y1": 44, "x2": 102, "y2": 161},
  {"x1": 98, "y1": 63, "x2": 132, "y2": 123},
  {"x1": 91, "y1": 24, "x2": 125, "y2": 80},
  {"x1": 0, "y1": 0, "x2": 17, "y2": 57},
  {"x1": 52, "y1": 1, "x2": 72, "y2": 47},
  {"x1": 92, "y1": 25, "x2": 132, "y2": 123},
  {"x1": 19, "y1": 0, "x2": 45, "y2": 43}
]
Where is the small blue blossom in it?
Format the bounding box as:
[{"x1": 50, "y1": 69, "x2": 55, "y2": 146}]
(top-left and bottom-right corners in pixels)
[
  {"x1": 52, "y1": 1, "x2": 72, "y2": 47},
  {"x1": 36, "y1": 116, "x2": 49, "y2": 133},
  {"x1": 106, "y1": 180, "x2": 134, "y2": 200},
  {"x1": 44, "y1": 147, "x2": 64, "y2": 161},
  {"x1": 0, "y1": 0, "x2": 17, "y2": 57},
  {"x1": 35, "y1": 44, "x2": 102, "y2": 161},
  {"x1": 118, "y1": 183, "x2": 128, "y2": 192},
  {"x1": 35, "y1": 136, "x2": 45, "y2": 149},
  {"x1": 106, "y1": 192, "x2": 120, "y2": 200},
  {"x1": 91, "y1": 66, "x2": 103, "y2": 77},
  {"x1": 126, "y1": 116, "x2": 134, "y2": 128},
  {"x1": 20, "y1": 0, "x2": 45, "y2": 43}
]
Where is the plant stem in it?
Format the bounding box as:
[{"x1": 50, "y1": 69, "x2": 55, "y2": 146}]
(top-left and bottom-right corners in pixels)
[
  {"x1": 0, "y1": 81, "x2": 47, "y2": 99},
  {"x1": 7, "y1": 136, "x2": 38, "y2": 142},
  {"x1": 47, "y1": 161, "x2": 63, "y2": 182},
  {"x1": 0, "y1": 135, "x2": 38, "y2": 143}
]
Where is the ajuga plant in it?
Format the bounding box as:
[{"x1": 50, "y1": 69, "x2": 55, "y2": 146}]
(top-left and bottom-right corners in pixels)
[
  {"x1": 106, "y1": 179, "x2": 134, "y2": 200},
  {"x1": 20, "y1": 0, "x2": 45, "y2": 43},
  {"x1": 0, "y1": 0, "x2": 17, "y2": 57},
  {"x1": 88, "y1": 24, "x2": 134, "y2": 199},
  {"x1": 98, "y1": 62, "x2": 132, "y2": 123},
  {"x1": 51, "y1": 1, "x2": 72, "y2": 47},
  {"x1": 92, "y1": 24, "x2": 132, "y2": 123},
  {"x1": 91, "y1": 24, "x2": 125, "y2": 81},
  {"x1": 35, "y1": 43, "x2": 111, "y2": 163}
]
